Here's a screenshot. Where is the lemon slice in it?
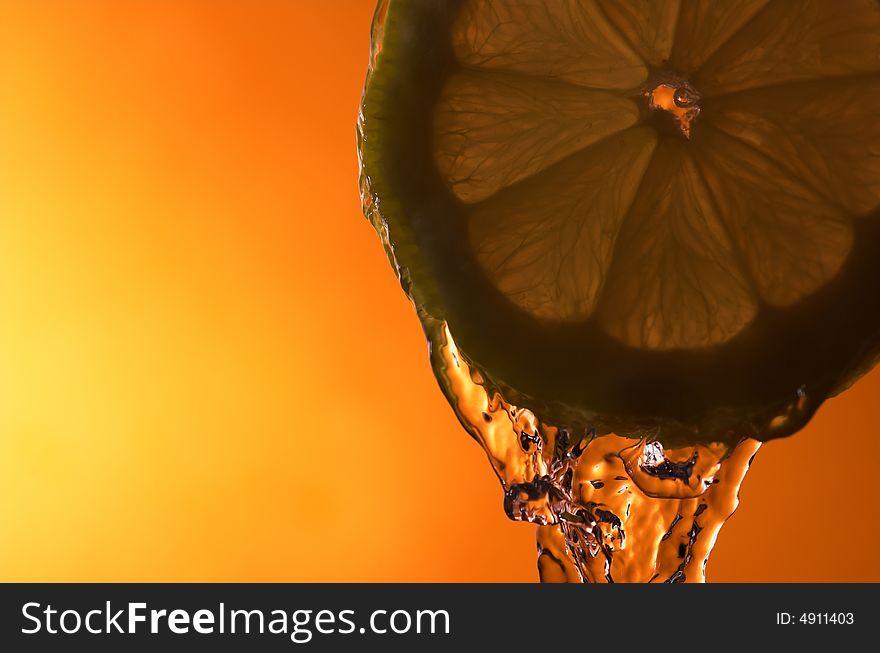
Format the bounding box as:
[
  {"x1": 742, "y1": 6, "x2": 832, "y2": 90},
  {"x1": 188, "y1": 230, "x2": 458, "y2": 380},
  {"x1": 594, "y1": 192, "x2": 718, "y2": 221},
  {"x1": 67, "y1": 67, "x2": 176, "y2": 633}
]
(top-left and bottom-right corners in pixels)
[{"x1": 358, "y1": 0, "x2": 880, "y2": 443}]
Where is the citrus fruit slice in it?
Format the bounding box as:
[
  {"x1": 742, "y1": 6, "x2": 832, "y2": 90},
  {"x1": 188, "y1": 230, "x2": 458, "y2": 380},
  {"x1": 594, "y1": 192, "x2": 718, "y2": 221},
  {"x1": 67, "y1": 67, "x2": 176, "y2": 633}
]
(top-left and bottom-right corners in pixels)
[{"x1": 358, "y1": 0, "x2": 880, "y2": 444}]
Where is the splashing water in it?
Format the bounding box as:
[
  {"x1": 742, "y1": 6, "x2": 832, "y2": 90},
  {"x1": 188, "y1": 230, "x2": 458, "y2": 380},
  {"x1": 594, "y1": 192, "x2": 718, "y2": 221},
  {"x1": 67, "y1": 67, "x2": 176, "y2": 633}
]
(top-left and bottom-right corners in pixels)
[{"x1": 424, "y1": 317, "x2": 760, "y2": 583}]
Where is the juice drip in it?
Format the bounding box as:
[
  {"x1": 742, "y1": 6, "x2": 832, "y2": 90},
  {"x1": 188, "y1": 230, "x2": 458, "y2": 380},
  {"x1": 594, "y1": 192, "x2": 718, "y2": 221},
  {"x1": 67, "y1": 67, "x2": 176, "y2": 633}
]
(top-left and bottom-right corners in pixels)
[
  {"x1": 535, "y1": 436, "x2": 758, "y2": 583},
  {"x1": 425, "y1": 317, "x2": 760, "y2": 583}
]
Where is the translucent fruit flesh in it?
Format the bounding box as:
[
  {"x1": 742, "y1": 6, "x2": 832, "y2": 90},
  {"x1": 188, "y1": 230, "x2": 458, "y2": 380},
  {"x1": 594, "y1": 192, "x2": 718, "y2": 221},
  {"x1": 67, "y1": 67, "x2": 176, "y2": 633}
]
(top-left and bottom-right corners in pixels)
[
  {"x1": 359, "y1": 0, "x2": 880, "y2": 444},
  {"x1": 433, "y1": 0, "x2": 875, "y2": 349}
]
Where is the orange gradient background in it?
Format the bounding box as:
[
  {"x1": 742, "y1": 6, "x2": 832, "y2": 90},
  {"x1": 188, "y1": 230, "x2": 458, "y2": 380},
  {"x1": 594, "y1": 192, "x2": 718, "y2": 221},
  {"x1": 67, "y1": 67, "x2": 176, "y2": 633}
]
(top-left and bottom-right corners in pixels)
[{"x1": 0, "y1": 0, "x2": 878, "y2": 582}]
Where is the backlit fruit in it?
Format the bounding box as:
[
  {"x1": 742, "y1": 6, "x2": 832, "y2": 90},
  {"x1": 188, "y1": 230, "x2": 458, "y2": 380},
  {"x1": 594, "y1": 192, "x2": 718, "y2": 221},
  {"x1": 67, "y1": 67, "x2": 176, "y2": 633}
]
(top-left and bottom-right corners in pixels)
[{"x1": 358, "y1": 0, "x2": 880, "y2": 445}]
